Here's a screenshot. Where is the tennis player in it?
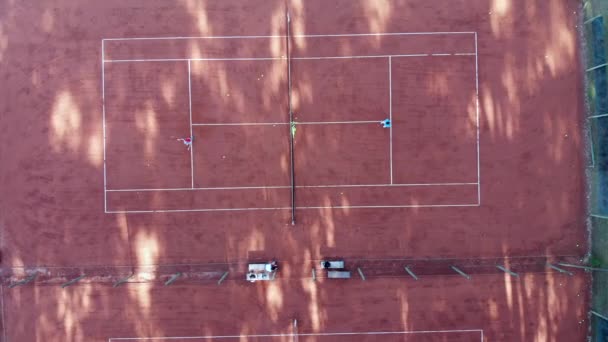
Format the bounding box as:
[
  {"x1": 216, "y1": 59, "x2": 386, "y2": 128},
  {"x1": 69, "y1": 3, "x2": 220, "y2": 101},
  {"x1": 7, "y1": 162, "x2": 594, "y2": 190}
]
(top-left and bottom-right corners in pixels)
[{"x1": 177, "y1": 137, "x2": 193, "y2": 150}]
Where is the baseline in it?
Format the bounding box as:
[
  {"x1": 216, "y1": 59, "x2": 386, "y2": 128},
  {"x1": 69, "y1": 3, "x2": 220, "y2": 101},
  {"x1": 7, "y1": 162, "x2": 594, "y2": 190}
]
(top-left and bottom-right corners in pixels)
[
  {"x1": 102, "y1": 32, "x2": 475, "y2": 61},
  {"x1": 108, "y1": 328, "x2": 484, "y2": 341}
]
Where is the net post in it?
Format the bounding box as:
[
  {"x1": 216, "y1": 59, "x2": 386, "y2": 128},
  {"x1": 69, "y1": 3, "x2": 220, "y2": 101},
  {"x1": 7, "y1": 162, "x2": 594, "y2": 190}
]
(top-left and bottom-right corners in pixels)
[
  {"x1": 217, "y1": 271, "x2": 229, "y2": 285},
  {"x1": 450, "y1": 266, "x2": 471, "y2": 280},
  {"x1": 357, "y1": 267, "x2": 366, "y2": 281},
  {"x1": 404, "y1": 266, "x2": 419, "y2": 280},
  {"x1": 8, "y1": 272, "x2": 38, "y2": 289},
  {"x1": 113, "y1": 274, "x2": 134, "y2": 287},
  {"x1": 61, "y1": 275, "x2": 86, "y2": 288},
  {"x1": 496, "y1": 265, "x2": 519, "y2": 277},
  {"x1": 164, "y1": 272, "x2": 182, "y2": 286},
  {"x1": 547, "y1": 263, "x2": 574, "y2": 276}
]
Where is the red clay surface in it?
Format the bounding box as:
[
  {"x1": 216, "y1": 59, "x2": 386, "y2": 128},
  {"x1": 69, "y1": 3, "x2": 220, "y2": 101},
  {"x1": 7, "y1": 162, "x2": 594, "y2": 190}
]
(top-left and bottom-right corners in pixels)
[
  {"x1": 392, "y1": 56, "x2": 477, "y2": 184},
  {"x1": 0, "y1": 0, "x2": 588, "y2": 341},
  {"x1": 105, "y1": 62, "x2": 191, "y2": 189},
  {"x1": 190, "y1": 60, "x2": 287, "y2": 124},
  {"x1": 3, "y1": 274, "x2": 588, "y2": 341},
  {"x1": 294, "y1": 124, "x2": 390, "y2": 186},
  {"x1": 292, "y1": 58, "x2": 389, "y2": 122},
  {"x1": 192, "y1": 125, "x2": 290, "y2": 188}
]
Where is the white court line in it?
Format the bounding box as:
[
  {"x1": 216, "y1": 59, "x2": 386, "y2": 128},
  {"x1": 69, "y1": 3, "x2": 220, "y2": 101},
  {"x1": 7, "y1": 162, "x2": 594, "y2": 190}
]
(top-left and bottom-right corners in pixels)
[
  {"x1": 106, "y1": 207, "x2": 292, "y2": 214},
  {"x1": 292, "y1": 53, "x2": 429, "y2": 60},
  {"x1": 193, "y1": 122, "x2": 288, "y2": 126},
  {"x1": 431, "y1": 53, "x2": 452, "y2": 56},
  {"x1": 106, "y1": 182, "x2": 479, "y2": 192},
  {"x1": 104, "y1": 57, "x2": 283, "y2": 63},
  {"x1": 192, "y1": 120, "x2": 379, "y2": 126},
  {"x1": 1, "y1": 285, "x2": 6, "y2": 342},
  {"x1": 106, "y1": 203, "x2": 480, "y2": 214},
  {"x1": 102, "y1": 53, "x2": 475, "y2": 63},
  {"x1": 109, "y1": 329, "x2": 483, "y2": 340},
  {"x1": 388, "y1": 56, "x2": 393, "y2": 184},
  {"x1": 188, "y1": 60, "x2": 194, "y2": 188},
  {"x1": 296, "y1": 120, "x2": 378, "y2": 125},
  {"x1": 101, "y1": 40, "x2": 108, "y2": 214},
  {"x1": 475, "y1": 32, "x2": 481, "y2": 205},
  {"x1": 102, "y1": 31, "x2": 477, "y2": 41}
]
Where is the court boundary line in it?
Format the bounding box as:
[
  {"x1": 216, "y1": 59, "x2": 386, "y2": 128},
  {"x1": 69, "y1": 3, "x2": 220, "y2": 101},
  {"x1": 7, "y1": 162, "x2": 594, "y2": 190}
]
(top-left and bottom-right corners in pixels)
[
  {"x1": 108, "y1": 328, "x2": 484, "y2": 341},
  {"x1": 102, "y1": 31, "x2": 477, "y2": 42},
  {"x1": 475, "y1": 32, "x2": 481, "y2": 204},
  {"x1": 106, "y1": 182, "x2": 479, "y2": 192},
  {"x1": 105, "y1": 203, "x2": 480, "y2": 214},
  {"x1": 101, "y1": 40, "x2": 108, "y2": 213},
  {"x1": 188, "y1": 60, "x2": 194, "y2": 188},
  {"x1": 389, "y1": 56, "x2": 393, "y2": 184},
  {"x1": 102, "y1": 34, "x2": 480, "y2": 214},
  {"x1": 104, "y1": 53, "x2": 475, "y2": 63},
  {"x1": 192, "y1": 120, "x2": 381, "y2": 126}
]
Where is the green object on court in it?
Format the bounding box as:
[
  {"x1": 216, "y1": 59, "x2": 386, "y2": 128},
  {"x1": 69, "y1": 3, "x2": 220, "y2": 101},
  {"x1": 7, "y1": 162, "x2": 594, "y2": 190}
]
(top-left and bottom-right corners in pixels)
[{"x1": 291, "y1": 121, "x2": 297, "y2": 138}]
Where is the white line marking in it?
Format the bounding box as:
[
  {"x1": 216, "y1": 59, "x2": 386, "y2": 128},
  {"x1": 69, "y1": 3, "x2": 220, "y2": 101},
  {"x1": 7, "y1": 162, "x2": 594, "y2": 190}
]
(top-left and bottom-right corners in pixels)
[
  {"x1": 105, "y1": 57, "x2": 283, "y2": 63},
  {"x1": 431, "y1": 53, "x2": 452, "y2": 56},
  {"x1": 106, "y1": 203, "x2": 480, "y2": 214},
  {"x1": 1, "y1": 285, "x2": 6, "y2": 342},
  {"x1": 102, "y1": 53, "x2": 475, "y2": 63},
  {"x1": 454, "y1": 53, "x2": 476, "y2": 56},
  {"x1": 297, "y1": 32, "x2": 477, "y2": 38},
  {"x1": 389, "y1": 56, "x2": 393, "y2": 184},
  {"x1": 475, "y1": 32, "x2": 481, "y2": 205},
  {"x1": 192, "y1": 120, "x2": 379, "y2": 126},
  {"x1": 106, "y1": 182, "x2": 479, "y2": 192},
  {"x1": 296, "y1": 120, "x2": 378, "y2": 125},
  {"x1": 292, "y1": 54, "x2": 430, "y2": 60},
  {"x1": 106, "y1": 207, "x2": 292, "y2": 214},
  {"x1": 188, "y1": 60, "x2": 194, "y2": 188},
  {"x1": 193, "y1": 122, "x2": 288, "y2": 126},
  {"x1": 102, "y1": 31, "x2": 477, "y2": 41},
  {"x1": 101, "y1": 40, "x2": 108, "y2": 213},
  {"x1": 103, "y1": 35, "x2": 286, "y2": 41},
  {"x1": 109, "y1": 329, "x2": 484, "y2": 340}
]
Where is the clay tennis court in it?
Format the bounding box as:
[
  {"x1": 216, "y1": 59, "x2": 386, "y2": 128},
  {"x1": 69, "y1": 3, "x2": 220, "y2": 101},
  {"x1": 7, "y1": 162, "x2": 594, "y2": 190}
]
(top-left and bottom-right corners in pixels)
[{"x1": 0, "y1": 0, "x2": 590, "y2": 341}]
